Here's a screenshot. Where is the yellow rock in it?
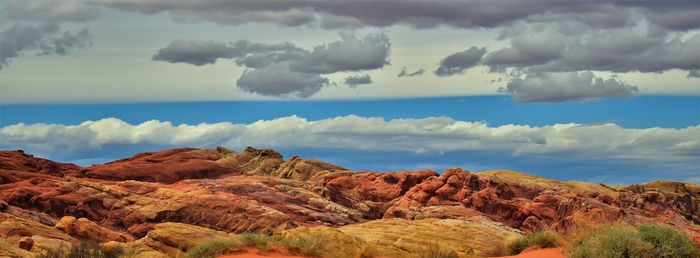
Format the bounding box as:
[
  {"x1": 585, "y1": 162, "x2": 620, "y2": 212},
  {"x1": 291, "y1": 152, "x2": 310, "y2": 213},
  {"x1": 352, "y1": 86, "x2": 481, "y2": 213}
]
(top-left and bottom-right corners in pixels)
[
  {"x1": 143, "y1": 222, "x2": 236, "y2": 257},
  {"x1": 338, "y1": 217, "x2": 522, "y2": 257},
  {"x1": 282, "y1": 226, "x2": 371, "y2": 258}
]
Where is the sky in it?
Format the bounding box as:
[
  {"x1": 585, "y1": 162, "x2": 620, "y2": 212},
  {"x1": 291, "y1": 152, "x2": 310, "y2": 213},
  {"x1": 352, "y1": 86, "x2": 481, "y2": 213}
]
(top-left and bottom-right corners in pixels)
[{"x1": 0, "y1": 0, "x2": 699, "y2": 184}]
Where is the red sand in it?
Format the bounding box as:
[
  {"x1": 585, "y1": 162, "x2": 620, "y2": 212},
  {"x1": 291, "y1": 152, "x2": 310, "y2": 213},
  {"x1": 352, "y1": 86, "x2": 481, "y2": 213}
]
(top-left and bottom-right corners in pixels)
[
  {"x1": 496, "y1": 248, "x2": 566, "y2": 258},
  {"x1": 217, "y1": 248, "x2": 306, "y2": 258}
]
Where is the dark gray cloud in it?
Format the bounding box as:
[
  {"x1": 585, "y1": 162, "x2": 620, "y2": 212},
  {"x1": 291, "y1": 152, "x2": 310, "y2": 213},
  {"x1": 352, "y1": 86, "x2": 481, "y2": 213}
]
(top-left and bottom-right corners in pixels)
[
  {"x1": 434, "y1": 47, "x2": 486, "y2": 77},
  {"x1": 290, "y1": 32, "x2": 390, "y2": 73},
  {"x1": 398, "y1": 67, "x2": 425, "y2": 77},
  {"x1": 344, "y1": 74, "x2": 372, "y2": 87},
  {"x1": 2, "y1": 0, "x2": 99, "y2": 22},
  {"x1": 0, "y1": 23, "x2": 92, "y2": 70},
  {"x1": 237, "y1": 64, "x2": 329, "y2": 98},
  {"x1": 485, "y1": 22, "x2": 700, "y2": 74},
  {"x1": 152, "y1": 40, "x2": 239, "y2": 66},
  {"x1": 93, "y1": 0, "x2": 700, "y2": 30},
  {"x1": 502, "y1": 71, "x2": 639, "y2": 103},
  {"x1": 154, "y1": 33, "x2": 390, "y2": 97}
]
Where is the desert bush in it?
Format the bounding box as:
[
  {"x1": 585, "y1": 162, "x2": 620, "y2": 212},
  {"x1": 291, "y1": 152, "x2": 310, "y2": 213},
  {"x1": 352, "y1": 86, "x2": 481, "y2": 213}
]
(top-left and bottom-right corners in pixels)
[
  {"x1": 417, "y1": 243, "x2": 458, "y2": 258},
  {"x1": 504, "y1": 230, "x2": 558, "y2": 255},
  {"x1": 36, "y1": 241, "x2": 123, "y2": 258},
  {"x1": 185, "y1": 239, "x2": 243, "y2": 258},
  {"x1": 569, "y1": 224, "x2": 655, "y2": 258},
  {"x1": 638, "y1": 224, "x2": 699, "y2": 258},
  {"x1": 240, "y1": 233, "x2": 281, "y2": 252},
  {"x1": 278, "y1": 235, "x2": 325, "y2": 257}
]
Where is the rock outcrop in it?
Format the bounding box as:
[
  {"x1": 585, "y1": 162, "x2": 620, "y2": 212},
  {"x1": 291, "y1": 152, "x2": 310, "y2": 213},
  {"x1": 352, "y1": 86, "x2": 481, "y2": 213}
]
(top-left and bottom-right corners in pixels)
[
  {"x1": 86, "y1": 148, "x2": 241, "y2": 183},
  {"x1": 0, "y1": 147, "x2": 698, "y2": 257}
]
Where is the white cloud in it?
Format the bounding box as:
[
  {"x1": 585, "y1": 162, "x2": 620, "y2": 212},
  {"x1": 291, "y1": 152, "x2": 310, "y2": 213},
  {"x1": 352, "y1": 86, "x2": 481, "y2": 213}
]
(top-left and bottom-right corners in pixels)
[{"x1": 1, "y1": 116, "x2": 697, "y2": 170}]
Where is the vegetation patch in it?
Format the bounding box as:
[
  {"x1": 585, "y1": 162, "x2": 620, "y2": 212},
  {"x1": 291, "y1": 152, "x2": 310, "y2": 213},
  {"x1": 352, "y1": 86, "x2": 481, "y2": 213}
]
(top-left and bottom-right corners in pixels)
[
  {"x1": 278, "y1": 234, "x2": 325, "y2": 257},
  {"x1": 569, "y1": 223, "x2": 699, "y2": 258},
  {"x1": 416, "y1": 242, "x2": 459, "y2": 258},
  {"x1": 504, "y1": 230, "x2": 558, "y2": 255},
  {"x1": 36, "y1": 241, "x2": 124, "y2": 258},
  {"x1": 638, "y1": 224, "x2": 699, "y2": 258},
  {"x1": 185, "y1": 239, "x2": 243, "y2": 258},
  {"x1": 186, "y1": 233, "x2": 328, "y2": 258}
]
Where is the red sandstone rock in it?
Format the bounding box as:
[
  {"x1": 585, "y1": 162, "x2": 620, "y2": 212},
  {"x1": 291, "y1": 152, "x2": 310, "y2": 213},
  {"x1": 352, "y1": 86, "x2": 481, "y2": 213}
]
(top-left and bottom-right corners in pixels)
[{"x1": 86, "y1": 148, "x2": 242, "y2": 183}]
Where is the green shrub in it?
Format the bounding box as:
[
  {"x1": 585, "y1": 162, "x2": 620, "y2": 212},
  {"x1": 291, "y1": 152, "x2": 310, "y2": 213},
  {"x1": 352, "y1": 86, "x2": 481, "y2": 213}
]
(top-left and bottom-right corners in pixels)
[
  {"x1": 569, "y1": 225, "x2": 655, "y2": 258},
  {"x1": 278, "y1": 235, "x2": 325, "y2": 257},
  {"x1": 240, "y1": 233, "x2": 281, "y2": 252},
  {"x1": 638, "y1": 224, "x2": 699, "y2": 258},
  {"x1": 504, "y1": 230, "x2": 558, "y2": 255},
  {"x1": 416, "y1": 243, "x2": 459, "y2": 258},
  {"x1": 36, "y1": 241, "x2": 123, "y2": 258},
  {"x1": 188, "y1": 233, "x2": 328, "y2": 258},
  {"x1": 185, "y1": 239, "x2": 242, "y2": 258}
]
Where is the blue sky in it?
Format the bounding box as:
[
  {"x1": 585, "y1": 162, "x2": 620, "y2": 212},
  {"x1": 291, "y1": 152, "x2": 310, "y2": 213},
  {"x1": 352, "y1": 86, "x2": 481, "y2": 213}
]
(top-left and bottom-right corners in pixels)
[
  {"x1": 1, "y1": 95, "x2": 699, "y2": 129},
  {"x1": 1, "y1": 1, "x2": 699, "y2": 185}
]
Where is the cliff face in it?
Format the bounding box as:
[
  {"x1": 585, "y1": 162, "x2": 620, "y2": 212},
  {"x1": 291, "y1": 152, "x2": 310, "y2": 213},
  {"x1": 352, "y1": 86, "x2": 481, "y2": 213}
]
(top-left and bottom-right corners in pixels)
[{"x1": 0, "y1": 147, "x2": 698, "y2": 257}]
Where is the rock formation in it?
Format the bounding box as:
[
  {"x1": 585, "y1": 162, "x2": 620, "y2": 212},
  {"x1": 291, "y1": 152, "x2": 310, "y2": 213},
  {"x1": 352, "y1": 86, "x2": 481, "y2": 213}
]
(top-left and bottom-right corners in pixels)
[{"x1": 0, "y1": 147, "x2": 698, "y2": 257}]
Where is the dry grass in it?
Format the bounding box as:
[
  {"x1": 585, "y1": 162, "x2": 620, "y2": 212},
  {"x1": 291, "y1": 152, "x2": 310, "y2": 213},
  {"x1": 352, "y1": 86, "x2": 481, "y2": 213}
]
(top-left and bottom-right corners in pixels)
[
  {"x1": 186, "y1": 233, "x2": 327, "y2": 258},
  {"x1": 36, "y1": 241, "x2": 124, "y2": 258},
  {"x1": 504, "y1": 230, "x2": 558, "y2": 255},
  {"x1": 561, "y1": 221, "x2": 699, "y2": 258},
  {"x1": 416, "y1": 243, "x2": 459, "y2": 258}
]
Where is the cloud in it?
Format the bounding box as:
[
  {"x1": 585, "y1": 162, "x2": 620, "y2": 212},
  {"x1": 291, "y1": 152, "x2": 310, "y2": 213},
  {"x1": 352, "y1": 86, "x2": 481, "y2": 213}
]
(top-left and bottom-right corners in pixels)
[
  {"x1": 92, "y1": 0, "x2": 700, "y2": 30},
  {"x1": 502, "y1": 71, "x2": 639, "y2": 103},
  {"x1": 237, "y1": 64, "x2": 330, "y2": 98},
  {"x1": 398, "y1": 67, "x2": 425, "y2": 77},
  {"x1": 344, "y1": 74, "x2": 372, "y2": 87},
  {"x1": 0, "y1": 23, "x2": 92, "y2": 70},
  {"x1": 485, "y1": 22, "x2": 700, "y2": 74},
  {"x1": 2, "y1": 0, "x2": 99, "y2": 22},
  {"x1": 154, "y1": 33, "x2": 390, "y2": 97},
  {"x1": 290, "y1": 32, "x2": 390, "y2": 74},
  {"x1": 2, "y1": 116, "x2": 698, "y2": 178},
  {"x1": 434, "y1": 46, "x2": 486, "y2": 76},
  {"x1": 152, "y1": 40, "x2": 239, "y2": 66}
]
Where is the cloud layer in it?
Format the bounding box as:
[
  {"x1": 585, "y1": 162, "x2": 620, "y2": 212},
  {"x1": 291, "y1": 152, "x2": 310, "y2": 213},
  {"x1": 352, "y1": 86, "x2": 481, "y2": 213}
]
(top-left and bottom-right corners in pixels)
[
  {"x1": 2, "y1": 116, "x2": 697, "y2": 177},
  {"x1": 153, "y1": 33, "x2": 390, "y2": 97},
  {"x1": 93, "y1": 0, "x2": 700, "y2": 30}
]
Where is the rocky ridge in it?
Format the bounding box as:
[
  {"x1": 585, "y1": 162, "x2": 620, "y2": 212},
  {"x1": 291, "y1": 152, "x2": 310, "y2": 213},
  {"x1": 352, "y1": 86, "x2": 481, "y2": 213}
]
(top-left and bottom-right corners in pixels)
[{"x1": 0, "y1": 147, "x2": 698, "y2": 257}]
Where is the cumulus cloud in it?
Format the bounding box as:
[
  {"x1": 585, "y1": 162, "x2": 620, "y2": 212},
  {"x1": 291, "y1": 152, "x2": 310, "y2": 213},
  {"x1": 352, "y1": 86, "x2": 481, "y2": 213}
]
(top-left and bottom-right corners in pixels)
[
  {"x1": 434, "y1": 46, "x2": 486, "y2": 76},
  {"x1": 344, "y1": 74, "x2": 372, "y2": 87},
  {"x1": 92, "y1": 0, "x2": 700, "y2": 30},
  {"x1": 485, "y1": 22, "x2": 700, "y2": 74},
  {"x1": 291, "y1": 32, "x2": 390, "y2": 74},
  {"x1": 153, "y1": 33, "x2": 390, "y2": 97},
  {"x1": 1, "y1": 116, "x2": 698, "y2": 173},
  {"x1": 237, "y1": 64, "x2": 330, "y2": 98},
  {"x1": 0, "y1": 23, "x2": 92, "y2": 70},
  {"x1": 398, "y1": 67, "x2": 425, "y2": 77},
  {"x1": 502, "y1": 71, "x2": 639, "y2": 103}
]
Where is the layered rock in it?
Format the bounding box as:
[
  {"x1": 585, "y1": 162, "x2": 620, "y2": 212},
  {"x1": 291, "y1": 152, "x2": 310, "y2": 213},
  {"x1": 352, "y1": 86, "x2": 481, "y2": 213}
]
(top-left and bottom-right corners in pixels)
[{"x1": 338, "y1": 217, "x2": 521, "y2": 257}]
